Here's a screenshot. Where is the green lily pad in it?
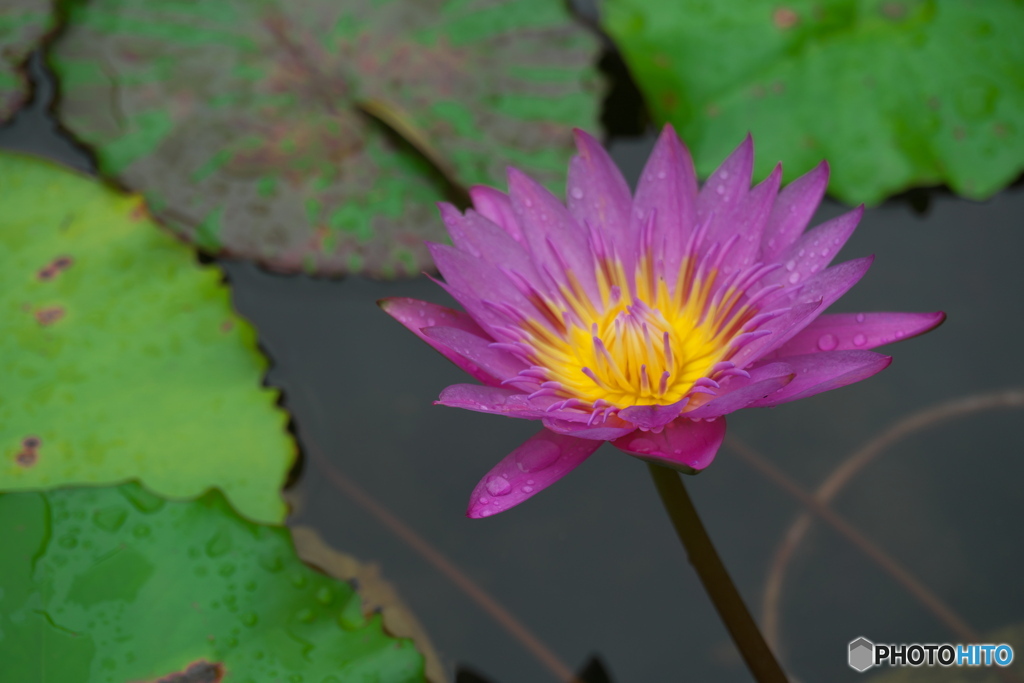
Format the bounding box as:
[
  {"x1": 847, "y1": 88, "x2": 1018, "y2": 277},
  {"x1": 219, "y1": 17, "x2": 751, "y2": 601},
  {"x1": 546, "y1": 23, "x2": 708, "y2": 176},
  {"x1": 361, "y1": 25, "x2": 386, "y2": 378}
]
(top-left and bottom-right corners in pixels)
[
  {"x1": 50, "y1": 0, "x2": 602, "y2": 278},
  {"x1": 0, "y1": 481, "x2": 426, "y2": 682},
  {"x1": 0, "y1": 0, "x2": 55, "y2": 122},
  {"x1": 0, "y1": 152, "x2": 294, "y2": 524},
  {"x1": 603, "y1": 0, "x2": 1024, "y2": 205}
]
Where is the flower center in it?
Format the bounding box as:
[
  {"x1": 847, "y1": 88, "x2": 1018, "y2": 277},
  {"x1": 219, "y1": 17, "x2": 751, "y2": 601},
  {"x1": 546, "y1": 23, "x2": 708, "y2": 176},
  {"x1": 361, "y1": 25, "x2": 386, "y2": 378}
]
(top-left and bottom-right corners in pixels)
[{"x1": 514, "y1": 248, "x2": 765, "y2": 411}]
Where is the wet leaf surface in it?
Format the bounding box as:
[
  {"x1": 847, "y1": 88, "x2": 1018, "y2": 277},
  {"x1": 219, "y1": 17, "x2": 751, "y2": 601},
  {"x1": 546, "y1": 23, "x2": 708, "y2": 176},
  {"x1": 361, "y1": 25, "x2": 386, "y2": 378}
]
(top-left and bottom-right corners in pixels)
[
  {"x1": 603, "y1": 0, "x2": 1024, "y2": 204},
  {"x1": 0, "y1": 0, "x2": 54, "y2": 122},
  {"x1": 0, "y1": 152, "x2": 294, "y2": 523},
  {"x1": 0, "y1": 482, "x2": 426, "y2": 682},
  {"x1": 51, "y1": 0, "x2": 602, "y2": 277}
]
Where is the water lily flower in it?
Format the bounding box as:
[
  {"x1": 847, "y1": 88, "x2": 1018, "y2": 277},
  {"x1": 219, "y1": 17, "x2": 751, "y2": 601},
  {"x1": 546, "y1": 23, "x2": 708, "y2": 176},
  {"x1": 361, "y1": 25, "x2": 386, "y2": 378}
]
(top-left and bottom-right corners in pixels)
[{"x1": 381, "y1": 125, "x2": 944, "y2": 518}]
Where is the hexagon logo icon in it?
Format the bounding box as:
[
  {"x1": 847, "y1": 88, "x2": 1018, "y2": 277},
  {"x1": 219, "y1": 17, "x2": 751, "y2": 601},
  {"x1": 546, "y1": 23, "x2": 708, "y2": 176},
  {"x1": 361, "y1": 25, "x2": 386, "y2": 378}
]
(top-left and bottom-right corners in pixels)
[{"x1": 849, "y1": 637, "x2": 875, "y2": 672}]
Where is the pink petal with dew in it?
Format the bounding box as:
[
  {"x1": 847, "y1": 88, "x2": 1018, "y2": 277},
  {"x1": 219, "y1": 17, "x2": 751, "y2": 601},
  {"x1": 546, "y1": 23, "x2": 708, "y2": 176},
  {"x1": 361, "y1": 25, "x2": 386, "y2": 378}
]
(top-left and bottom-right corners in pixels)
[
  {"x1": 630, "y1": 124, "x2": 699, "y2": 283},
  {"x1": 468, "y1": 185, "x2": 523, "y2": 243},
  {"x1": 379, "y1": 298, "x2": 499, "y2": 386},
  {"x1": 719, "y1": 164, "x2": 782, "y2": 273},
  {"x1": 697, "y1": 134, "x2": 754, "y2": 249},
  {"x1": 428, "y1": 242, "x2": 551, "y2": 337},
  {"x1": 684, "y1": 363, "x2": 795, "y2": 418},
  {"x1": 612, "y1": 417, "x2": 727, "y2": 473},
  {"x1": 618, "y1": 398, "x2": 689, "y2": 431},
  {"x1": 436, "y1": 384, "x2": 594, "y2": 424},
  {"x1": 770, "y1": 311, "x2": 947, "y2": 356},
  {"x1": 508, "y1": 168, "x2": 599, "y2": 299},
  {"x1": 467, "y1": 429, "x2": 603, "y2": 518},
  {"x1": 761, "y1": 161, "x2": 829, "y2": 262},
  {"x1": 750, "y1": 256, "x2": 875, "y2": 360},
  {"x1": 568, "y1": 129, "x2": 634, "y2": 264},
  {"x1": 764, "y1": 206, "x2": 863, "y2": 289},
  {"x1": 728, "y1": 299, "x2": 824, "y2": 368},
  {"x1": 422, "y1": 326, "x2": 527, "y2": 387},
  {"x1": 439, "y1": 205, "x2": 549, "y2": 296},
  {"x1": 747, "y1": 351, "x2": 892, "y2": 407},
  {"x1": 542, "y1": 417, "x2": 635, "y2": 441}
]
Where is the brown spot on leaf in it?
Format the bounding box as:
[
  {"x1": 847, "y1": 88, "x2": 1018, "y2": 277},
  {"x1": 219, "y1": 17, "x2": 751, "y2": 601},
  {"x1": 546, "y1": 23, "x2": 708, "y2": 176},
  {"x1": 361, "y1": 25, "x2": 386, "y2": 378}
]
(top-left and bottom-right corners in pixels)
[
  {"x1": 152, "y1": 661, "x2": 224, "y2": 683},
  {"x1": 35, "y1": 307, "x2": 65, "y2": 326},
  {"x1": 953, "y1": 126, "x2": 966, "y2": 140},
  {"x1": 219, "y1": 320, "x2": 234, "y2": 333},
  {"x1": 881, "y1": 1, "x2": 907, "y2": 20},
  {"x1": 706, "y1": 103, "x2": 721, "y2": 118},
  {"x1": 994, "y1": 122, "x2": 1008, "y2": 138},
  {"x1": 771, "y1": 81, "x2": 786, "y2": 95},
  {"x1": 16, "y1": 436, "x2": 40, "y2": 467},
  {"x1": 927, "y1": 96, "x2": 941, "y2": 110},
  {"x1": 37, "y1": 256, "x2": 75, "y2": 281},
  {"x1": 773, "y1": 7, "x2": 800, "y2": 29}
]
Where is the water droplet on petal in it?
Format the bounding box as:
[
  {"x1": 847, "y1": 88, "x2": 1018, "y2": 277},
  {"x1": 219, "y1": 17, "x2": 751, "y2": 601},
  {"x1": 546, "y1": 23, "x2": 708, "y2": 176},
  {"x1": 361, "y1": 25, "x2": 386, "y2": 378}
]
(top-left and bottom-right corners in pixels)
[
  {"x1": 629, "y1": 437, "x2": 656, "y2": 453},
  {"x1": 656, "y1": 170, "x2": 666, "y2": 180},
  {"x1": 570, "y1": 187, "x2": 584, "y2": 199},
  {"x1": 522, "y1": 485, "x2": 534, "y2": 493},
  {"x1": 785, "y1": 260, "x2": 796, "y2": 271},
  {"x1": 720, "y1": 170, "x2": 730, "y2": 179},
  {"x1": 767, "y1": 238, "x2": 776, "y2": 248},
  {"x1": 817, "y1": 334, "x2": 838, "y2": 351},
  {"x1": 716, "y1": 184, "x2": 726, "y2": 195},
  {"x1": 480, "y1": 509, "x2": 494, "y2": 517},
  {"x1": 820, "y1": 247, "x2": 830, "y2": 257},
  {"x1": 798, "y1": 248, "x2": 806, "y2": 257},
  {"x1": 810, "y1": 264, "x2": 820, "y2": 273},
  {"x1": 856, "y1": 313, "x2": 866, "y2": 323},
  {"x1": 515, "y1": 440, "x2": 560, "y2": 472},
  {"x1": 478, "y1": 496, "x2": 489, "y2": 505},
  {"x1": 788, "y1": 272, "x2": 800, "y2": 284},
  {"x1": 524, "y1": 198, "x2": 533, "y2": 207},
  {"x1": 853, "y1": 333, "x2": 867, "y2": 346},
  {"x1": 484, "y1": 476, "x2": 512, "y2": 496}
]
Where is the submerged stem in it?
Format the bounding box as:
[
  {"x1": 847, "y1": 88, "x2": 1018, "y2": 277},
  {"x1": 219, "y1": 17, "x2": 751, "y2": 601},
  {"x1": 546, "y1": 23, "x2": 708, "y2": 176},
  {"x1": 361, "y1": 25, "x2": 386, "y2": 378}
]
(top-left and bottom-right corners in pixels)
[{"x1": 647, "y1": 463, "x2": 788, "y2": 683}]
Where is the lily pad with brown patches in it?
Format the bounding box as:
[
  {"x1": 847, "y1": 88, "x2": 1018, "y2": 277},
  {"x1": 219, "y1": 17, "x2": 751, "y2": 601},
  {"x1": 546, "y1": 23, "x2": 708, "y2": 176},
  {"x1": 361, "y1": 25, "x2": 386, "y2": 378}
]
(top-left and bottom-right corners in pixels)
[
  {"x1": 50, "y1": 0, "x2": 603, "y2": 277},
  {"x1": 0, "y1": 152, "x2": 295, "y2": 524},
  {"x1": 0, "y1": 0, "x2": 55, "y2": 122}
]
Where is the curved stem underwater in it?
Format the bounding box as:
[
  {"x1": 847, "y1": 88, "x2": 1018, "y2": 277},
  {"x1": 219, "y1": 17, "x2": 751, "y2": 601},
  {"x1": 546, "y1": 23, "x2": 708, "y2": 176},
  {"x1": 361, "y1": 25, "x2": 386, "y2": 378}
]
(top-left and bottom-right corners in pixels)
[{"x1": 648, "y1": 463, "x2": 788, "y2": 683}]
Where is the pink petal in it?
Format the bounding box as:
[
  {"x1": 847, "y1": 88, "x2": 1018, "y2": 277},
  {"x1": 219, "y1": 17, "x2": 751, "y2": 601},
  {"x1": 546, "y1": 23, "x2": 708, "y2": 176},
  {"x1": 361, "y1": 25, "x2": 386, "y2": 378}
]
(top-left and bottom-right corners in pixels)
[
  {"x1": 761, "y1": 161, "x2": 829, "y2": 262},
  {"x1": 770, "y1": 311, "x2": 947, "y2": 356},
  {"x1": 719, "y1": 164, "x2": 782, "y2": 273},
  {"x1": 612, "y1": 417, "x2": 727, "y2": 473},
  {"x1": 467, "y1": 429, "x2": 602, "y2": 518},
  {"x1": 629, "y1": 124, "x2": 698, "y2": 278},
  {"x1": 469, "y1": 185, "x2": 522, "y2": 242},
  {"x1": 428, "y1": 242, "x2": 549, "y2": 336},
  {"x1": 728, "y1": 300, "x2": 824, "y2": 368},
  {"x1": 568, "y1": 129, "x2": 634, "y2": 266},
  {"x1": 747, "y1": 351, "x2": 892, "y2": 407},
  {"x1": 618, "y1": 399, "x2": 689, "y2": 431},
  {"x1": 697, "y1": 134, "x2": 754, "y2": 249},
  {"x1": 379, "y1": 298, "x2": 498, "y2": 386},
  {"x1": 422, "y1": 326, "x2": 527, "y2": 386},
  {"x1": 439, "y1": 205, "x2": 549, "y2": 297},
  {"x1": 764, "y1": 206, "x2": 863, "y2": 288},
  {"x1": 684, "y1": 363, "x2": 794, "y2": 418},
  {"x1": 542, "y1": 417, "x2": 635, "y2": 441},
  {"x1": 507, "y1": 168, "x2": 599, "y2": 299},
  {"x1": 750, "y1": 256, "x2": 875, "y2": 360},
  {"x1": 436, "y1": 384, "x2": 593, "y2": 425}
]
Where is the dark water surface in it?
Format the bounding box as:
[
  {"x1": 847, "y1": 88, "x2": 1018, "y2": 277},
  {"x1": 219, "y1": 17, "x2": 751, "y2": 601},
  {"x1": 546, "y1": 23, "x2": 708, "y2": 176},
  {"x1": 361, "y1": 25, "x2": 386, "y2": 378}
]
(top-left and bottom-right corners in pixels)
[{"x1": 3, "y1": 52, "x2": 1022, "y2": 683}]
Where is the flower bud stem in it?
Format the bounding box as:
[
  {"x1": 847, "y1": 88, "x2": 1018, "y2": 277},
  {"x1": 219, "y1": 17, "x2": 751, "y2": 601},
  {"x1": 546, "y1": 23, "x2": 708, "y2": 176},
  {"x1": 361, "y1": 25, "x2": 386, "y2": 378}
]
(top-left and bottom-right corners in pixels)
[{"x1": 648, "y1": 463, "x2": 788, "y2": 683}]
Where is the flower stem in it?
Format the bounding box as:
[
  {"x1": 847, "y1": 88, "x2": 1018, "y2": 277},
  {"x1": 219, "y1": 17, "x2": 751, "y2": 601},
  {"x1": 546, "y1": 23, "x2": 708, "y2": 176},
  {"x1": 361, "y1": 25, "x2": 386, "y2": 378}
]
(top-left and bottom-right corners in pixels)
[{"x1": 647, "y1": 463, "x2": 788, "y2": 683}]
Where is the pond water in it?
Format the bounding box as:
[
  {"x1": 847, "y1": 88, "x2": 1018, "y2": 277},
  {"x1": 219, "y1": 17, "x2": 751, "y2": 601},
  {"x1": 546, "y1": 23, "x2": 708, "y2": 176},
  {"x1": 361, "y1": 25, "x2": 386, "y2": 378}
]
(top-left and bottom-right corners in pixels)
[{"x1": 2, "y1": 51, "x2": 1022, "y2": 683}]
